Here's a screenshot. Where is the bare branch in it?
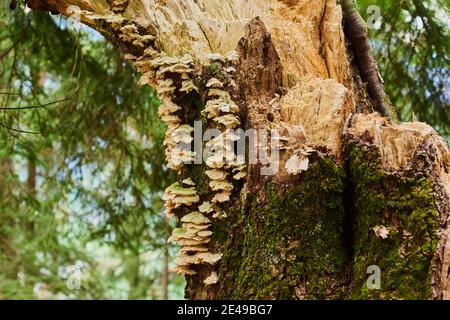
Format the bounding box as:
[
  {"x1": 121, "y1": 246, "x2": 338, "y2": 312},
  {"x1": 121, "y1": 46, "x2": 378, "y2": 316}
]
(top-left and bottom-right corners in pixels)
[{"x1": 0, "y1": 86, "x2": 82, "y2": 111}]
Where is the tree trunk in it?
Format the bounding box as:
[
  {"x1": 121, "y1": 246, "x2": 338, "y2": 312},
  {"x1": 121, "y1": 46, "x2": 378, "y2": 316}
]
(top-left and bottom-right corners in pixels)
[{"x1": 25, "y1": 0, "x2": 450, "y2": 300}]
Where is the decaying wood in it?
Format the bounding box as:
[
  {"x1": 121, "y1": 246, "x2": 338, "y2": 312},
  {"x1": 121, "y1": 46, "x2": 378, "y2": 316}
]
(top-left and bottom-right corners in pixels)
[{"x1": 22, "y1": 0, "x2": 450, "y2": 299}]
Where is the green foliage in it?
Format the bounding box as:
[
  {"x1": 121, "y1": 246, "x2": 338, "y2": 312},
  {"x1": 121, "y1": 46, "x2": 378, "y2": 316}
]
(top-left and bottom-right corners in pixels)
[
  {"x1": 357, "y1": 0, "x2": 450, "y2": 137},
  {"x1": 0, "y1": 5, "x2": 182, "y2": 299}
]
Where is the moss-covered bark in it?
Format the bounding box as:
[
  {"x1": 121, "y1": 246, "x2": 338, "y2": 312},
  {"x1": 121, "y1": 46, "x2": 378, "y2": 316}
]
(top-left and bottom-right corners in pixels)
[
  {"x1": 347, "y1": 142, "x2": 440, "y2": 299},
  {"x1": 204, "y1": 142, "x2": 445, "y2": 300},
  {"x1": 216, "y1": 158, "x2": 352, "y2": 299}
]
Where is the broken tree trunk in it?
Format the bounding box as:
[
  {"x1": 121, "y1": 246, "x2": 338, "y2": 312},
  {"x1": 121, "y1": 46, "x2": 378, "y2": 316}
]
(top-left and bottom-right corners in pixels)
[{"x1": 24, "y1": 0, "x2": 450, "y2": 299}]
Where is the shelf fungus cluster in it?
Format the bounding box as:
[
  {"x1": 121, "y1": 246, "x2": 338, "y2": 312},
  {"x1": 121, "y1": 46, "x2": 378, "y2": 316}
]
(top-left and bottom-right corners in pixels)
[
  {"x1": 126, "y1": 48, "x2": 198, "y2": 171},
  {"x1": 165, "y1": 180, "x2": 221, "y2": 285},
  {"x1": 202, "y1": 54, "x2": 247, "y2": 209},
  {"x1": 162, "y1": 180, "x2": 199, "y2": 219},
  {"x1": 118, "y1": 23, "x2": 155, "y2": 48},
  {"x1": 117, "y1": 23, "x2": 235, "y2": 285},
  {"x1": 168, "y1": 210, "x2": 222, "y2": 276},
  {"x1": 162, "y1": 53, "x2": 246, "y2": 285}
]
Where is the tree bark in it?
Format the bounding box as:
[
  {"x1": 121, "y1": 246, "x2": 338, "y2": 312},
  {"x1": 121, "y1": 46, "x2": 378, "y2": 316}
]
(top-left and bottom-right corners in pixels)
[{"x1": 24, "y1": 0, "x2": 450, "y2": 299}]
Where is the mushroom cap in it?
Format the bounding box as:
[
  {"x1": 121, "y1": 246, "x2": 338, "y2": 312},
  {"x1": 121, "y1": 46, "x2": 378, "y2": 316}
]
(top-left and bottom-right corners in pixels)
[
  {"x1": 174, "y1": 252, "x2": 222, "y2": 267},
  {"x1": 167, "y1": 227, "x2": 198, "y2": 243},
  {"x1": 202, "y1": 98, "x2": 239, "y2": 118},
  {"x1": 213, "y1": 114, "x2": 241, "y2": 128},
  {"x1": 232, "y1": 164, "x2": 247, "y2": 172},
  {"x1": 211, "y1": 191, "x2": 231, "y2": 203},
  {"x1": 209, "y1": 180, "x2": 233, "y2": 192},
  {"x1": 197, "y1": 252, "x2": 222, "y2": 265},
  {"x1": 177, "y1": 238, "x2": 211, "y2": 246},
  {"x1": 172, "y1": 133, "x2": 193, "y2": 144},
  {"x1": 233, "y1": 171, "x2": 247, "y2": 180},
  {"x1": 120, "y1": 24, "x2": 137, "y2": 33},
  {"x1": 181, "y1": 211, "x2": 211, "y2": 225},
  {"x1": 205, "y1": 153, "x2": 226, "y2": 169},
  {"x1": 197, "y1": 230, "x2": 213, "y2": 237},
  {"x1": 180, "y1": 80, "x2": 199, "y2": 93},
  {"x1": 182, "y1": 222, "x2": 211, "y2": 231},
  {"x1": 164, "y1": 182, "x2": 198, "y2": 197},
  {"x1": 181, "y1": 178, "x2": 195, "y2": 186},
  {"x1": 171, "y1": 195, "x2": 200, "y2": 207},
  {"x1": 205, "y1": 149, "x2": 236, "y2": 168},
  {"x1": 285, "y1": 153, "x2": 309, "y2": 175},
  {"x1": 198, "y1": 201, "x2": 214, "y2": 213},
  {"x1": 170, "y1": 148, "x2": 196, "y2": 166},
  {"x1": 180, "y1": 246, "x2": 209, "y2": 253},
  {"x1": 157, "y1": 63, "x2": 193, "y2": 75},
  {"x1": 205, "y1": 169, "x2": 228, "y2": 181},
  {"x1": 160, "y1": 114, "x2": 181, "y2": 124},
  {"x1": 208, "y1": 88, "x2": 230, "y2": 98},
  {"x1": 158, "y1": 101, "x2": 181, "y2": 117},
  {"x1": 206, "y1": 78, "x2": 224, "y2": 89},
  {"x1": 171, "y1": 264, "x2": 197, "y2": 275},
  {"x1": 204, "y1": 272, "x2": 219, "y2": 285}
]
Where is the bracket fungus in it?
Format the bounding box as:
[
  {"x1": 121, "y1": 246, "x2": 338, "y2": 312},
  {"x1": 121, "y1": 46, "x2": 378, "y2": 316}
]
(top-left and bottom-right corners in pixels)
[
  {"x1": 232, "y1": 165, "x2": 247, "y2": 180},
  {"x1": 206, "y1": 78, "x2": 224, "y2": 89},
  {"x1": 163, "y1": 182, "x2": 200, "y2": 218},
  {"x1": 171, "y1": 125, "x2": 194, "y2": 144},
  {"x1": 169, "y1": 210, "x2": 223, "y2": 278},
  {"x1": 202, "y1": 97, "x2": 239, "y2": 119},
  {"x1": 285, "y1": 146, "x2": 316, "y2": 175},
  {"x1": 204, "y1": 272, "x2": 219, "y2": 285},
  {"x1": 133, "y1": 53, "x2": 197, "y2": 171},
  {"x1": 198, "y1": 201, "x2": 214, "y2": 214},
  {"x1": 213, "y1": 114, "x2": 241, "y2": 129},
  {"x1": 127, "y1": 48, "x2": 246, "y2": 284},
  {"x1": 373, "y1": 225, "x2": 390, "y2": 239}
]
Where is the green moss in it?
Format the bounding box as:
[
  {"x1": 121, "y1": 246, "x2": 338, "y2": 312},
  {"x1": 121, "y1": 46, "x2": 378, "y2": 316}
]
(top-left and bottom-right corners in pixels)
[
  {"x1": 348, "y1": 142, "x2": 439, "y2": 299},
  {"x1": 218, "y1": 158, "x2": 351, "y2": 299},
  {"x1": 214, "y1": 143, "x2": 440, "y2": 300},
  {"x1": 188, "y1": 164, "x2": 209, "y2": 196},
  {"x1": 208, "y1": 63, "x2": 222, "y2": 78},
  {"x1": 180, "y1": 91, "x2": 204, "y2": 127}
]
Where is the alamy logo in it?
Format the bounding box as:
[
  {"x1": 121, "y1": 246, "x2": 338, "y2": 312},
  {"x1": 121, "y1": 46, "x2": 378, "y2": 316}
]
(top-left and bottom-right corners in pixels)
[
  {"x1": 366, "y1": 265, "x2": 381, "y2": 290},
  {"x1": 367, "y1": 5, "x2": 382, "y2": 30},
  {"x1": 66, "y1": 265, "x2": 82, "y2": 290}
]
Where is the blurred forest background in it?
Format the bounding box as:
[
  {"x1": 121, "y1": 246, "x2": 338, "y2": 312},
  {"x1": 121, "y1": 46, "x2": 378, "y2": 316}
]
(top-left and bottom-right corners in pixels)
[{"x1": 0, "y1": 0, "x2": 448, "y2": 299}]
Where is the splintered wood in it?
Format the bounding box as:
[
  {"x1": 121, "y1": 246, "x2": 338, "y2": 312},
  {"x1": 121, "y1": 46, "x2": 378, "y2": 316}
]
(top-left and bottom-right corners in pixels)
[
  {"x1": 43, "y1": 0, "x2": 349, "y2": 87},
  {"x1": 280, "y1": 78, "x2": 355, "y2": 157}
]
